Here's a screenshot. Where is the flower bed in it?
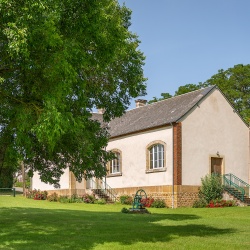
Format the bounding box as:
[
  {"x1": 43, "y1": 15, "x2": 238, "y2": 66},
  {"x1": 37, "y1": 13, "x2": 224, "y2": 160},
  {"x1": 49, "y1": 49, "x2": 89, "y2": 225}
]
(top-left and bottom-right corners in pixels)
[{"x1": 206, "y1": 199, "x2": 236, "y2": 208}]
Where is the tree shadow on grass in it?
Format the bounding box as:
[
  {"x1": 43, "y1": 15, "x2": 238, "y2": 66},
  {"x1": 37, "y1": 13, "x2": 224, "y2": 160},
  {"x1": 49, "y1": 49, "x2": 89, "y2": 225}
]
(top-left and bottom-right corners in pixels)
[{"x1": 0, "y1": 207, "x2": 236, "y2": 250}]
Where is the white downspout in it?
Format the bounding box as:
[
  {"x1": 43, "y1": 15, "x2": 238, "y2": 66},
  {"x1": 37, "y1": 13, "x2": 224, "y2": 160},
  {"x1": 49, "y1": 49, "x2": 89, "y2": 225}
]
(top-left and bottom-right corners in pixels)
[{"x1": 171, "y1": 123, "x2": 174, "y2": 209}]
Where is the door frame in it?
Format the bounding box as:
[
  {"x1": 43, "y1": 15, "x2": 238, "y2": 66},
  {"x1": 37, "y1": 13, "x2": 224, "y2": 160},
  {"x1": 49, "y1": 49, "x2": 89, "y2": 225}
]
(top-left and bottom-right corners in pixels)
[{"x1": 209, "y1": 154, "x2": 225, "y2": 175}]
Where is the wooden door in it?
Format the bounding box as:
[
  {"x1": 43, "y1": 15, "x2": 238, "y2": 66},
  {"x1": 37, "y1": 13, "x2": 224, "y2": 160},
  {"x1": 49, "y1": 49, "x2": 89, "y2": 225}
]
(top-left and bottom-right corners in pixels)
[{"x1": 211, "y1": 157, "x2": 223, "y2": 175}]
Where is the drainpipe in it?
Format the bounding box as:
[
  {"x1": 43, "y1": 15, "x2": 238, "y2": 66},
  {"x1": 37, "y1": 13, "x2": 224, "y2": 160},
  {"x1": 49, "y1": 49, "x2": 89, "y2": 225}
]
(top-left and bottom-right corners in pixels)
[{"x1": 171, "y1": 122, "x2": 174, "y2": 209}]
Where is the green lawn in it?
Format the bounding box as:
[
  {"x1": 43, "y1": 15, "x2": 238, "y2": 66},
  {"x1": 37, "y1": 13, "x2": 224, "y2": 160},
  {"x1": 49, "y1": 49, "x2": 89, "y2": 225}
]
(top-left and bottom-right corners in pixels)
[{"x1": 0, "y1": 196, "x2": 250, "y2": 250}]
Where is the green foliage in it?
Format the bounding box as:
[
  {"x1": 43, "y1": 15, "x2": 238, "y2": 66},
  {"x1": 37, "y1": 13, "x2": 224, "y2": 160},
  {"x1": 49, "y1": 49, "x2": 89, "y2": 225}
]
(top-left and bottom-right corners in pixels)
[
  {"x1": 148, "y1": 92, "x2": 172, "y2": 104},
  {"x1": 0, "y1": 129, "x2": 19, "y2": 188},
  {"x1": 193, "y1": 174, "x2": 237, "y2": 208},
  {"x1": 57, "y1": 194, "x2": 84, "y2": 203},
  {"x1": 14, "y1": 182, "x2": 23, "y2": 188},
  {"x1": 150, "y1": 199, "x2": 166, "y2": 208},
  {"x1": 82, "y1": 194, "x2": 96, "y2": 204},
  {"x1": 203, "y1": 64, "x2": 250, "y2": 122},
  {"x1": 26, "y1": 189, "x2": 48, "y2": 200},
  {"x1": 120, "y1": 195, "x2": 133, "y2": 205},
  {"x1": 47, "y1": 192, "x2": 59, "y2": 202},
  {"x1": 192, "y1": 198, "x2": 208, "y2": 208},
  {"x1": 0, "y1": 166, "x2": 14, "y2": 188},
  {"x1": 175, "y1": 83, "x2": 202, "y2": 96},
  {"x1": 121, "y1": 207, "x2": 130, "y2": 213},
  {"x1": 0, "y1": 0, "x2": 146, "y2": 186},
  {"x1": 198, "y1": 174, "x2": 224, "y2": 204},
  {"x1": 206, "y1": 199, "x2": 236, "y2": 208},
  {"x1": 58, "y1": 195, "x2": 71, "y2": 203},
  {"x1": 14, "y1": 175, "x2": 31, "y2": 189},
  {"x1": 94, "y1": 198, "x2": 107, "y2": 205},
  {"x1": 69, "y1": 194, "x2": 83, "y2": 203},
  {"x1": 148, "y1": 64, "x2": 250, "y2": 123}
]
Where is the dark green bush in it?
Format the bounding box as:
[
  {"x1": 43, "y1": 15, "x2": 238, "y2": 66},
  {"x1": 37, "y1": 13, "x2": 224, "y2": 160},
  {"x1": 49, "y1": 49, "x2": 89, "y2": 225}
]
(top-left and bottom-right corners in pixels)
[
  {"x1": 121, "y1": 207, "x2": 129, "y2": 213},
  {"x1": 120, "y1": 195, "x2": 133, "y2": 205},
  {"x1": 199, "y1": 174, "x2": 223, "y2": 203},
  {"x1": 59, "y1": 195, "x2": 70, "y2": 203},
  {"x1": 150, "y1": 199, "x2": 166, "y2": 208},
  {"x1": 192, "y1": 198, "x2": 207, "y2": 208},
  {"x1": 193, "y1": 174, "x2": 224, "y2": 208},
  {"x1": 70, "y1": 194, "x2": 83, "y2": 203}
]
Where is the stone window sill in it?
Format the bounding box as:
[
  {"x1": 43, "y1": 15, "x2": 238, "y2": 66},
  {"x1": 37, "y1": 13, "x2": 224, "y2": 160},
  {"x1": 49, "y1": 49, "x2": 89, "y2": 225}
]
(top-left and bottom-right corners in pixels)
[
  {"x1": 145, "y1": 167, "x2": 167, "y2": 174},
  {"x1": 107, "y1": 173, "x2": 122, "y2": 177}
]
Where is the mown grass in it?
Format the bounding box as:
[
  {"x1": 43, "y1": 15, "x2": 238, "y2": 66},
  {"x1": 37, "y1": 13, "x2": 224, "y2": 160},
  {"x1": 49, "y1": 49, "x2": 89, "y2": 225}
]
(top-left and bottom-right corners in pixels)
[{"x1": 0, "y1": 196, "x2": 250, "y2": 250}]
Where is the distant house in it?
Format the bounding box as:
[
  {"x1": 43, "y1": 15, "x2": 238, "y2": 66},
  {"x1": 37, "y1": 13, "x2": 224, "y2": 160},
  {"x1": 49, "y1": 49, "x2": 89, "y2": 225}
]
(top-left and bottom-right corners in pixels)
[{"x1": 32, "y1": 86, "x2": 250, "y2": 207}]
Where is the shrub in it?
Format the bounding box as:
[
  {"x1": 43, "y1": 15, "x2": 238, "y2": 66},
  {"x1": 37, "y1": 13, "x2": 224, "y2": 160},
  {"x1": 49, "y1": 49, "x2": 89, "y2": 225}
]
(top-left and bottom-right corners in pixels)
[
  {"x1": 121, "y1": 207, "x2": 129, "y2": 213},
  {"x1": 59, "y1": 195, "x2": 70, "y2": 203},
  {"x1": 199, "y1": 174, "x2": 223, "y2": 203},
  {"x1": 140, "y1": 197, "x2": 154, "y2": 207},
  {"x1": 94, "y1": 198, "x2": 107, "y2": 205},
  {"x1": 70, "y1": 194, "x2": 83, "y2": 203},
  {"x1": 206, "y1": 199, "x2": 236, "y2": 208},
  {"x1": 15, "y1": 181, "x2": 23, "y2": 188},
  {"x1": 47, "y1": 192, "x2": 59, "y2": 202},
  {"x1": 192, "y1": 174, "x2": 236, "y2": 208},
  {"x1": 82, "y1": 194, "x2": 96, "y2": 204},
  {"x1": 120, "y1": 195, "x2": 133, "y2": 205},
  {"x1": 192, "y1": 198, "x2": 207, "y2": 208},
  {"x1": 26, "y1": 189, "x2": 48, "y2": 200},
  {"x1": 151, "y1": 199, "x2": 166, "y2": 208}
]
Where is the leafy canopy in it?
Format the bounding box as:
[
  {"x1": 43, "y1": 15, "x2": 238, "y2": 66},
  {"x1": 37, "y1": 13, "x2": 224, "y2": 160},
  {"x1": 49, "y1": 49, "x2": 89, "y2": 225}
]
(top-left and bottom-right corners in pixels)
[
  {"x1": 0, "y1": 0, "x2": 146, "y2": 186},
  {"x1": 203, "y1": 64, "x2": 250, "y2": 122}
]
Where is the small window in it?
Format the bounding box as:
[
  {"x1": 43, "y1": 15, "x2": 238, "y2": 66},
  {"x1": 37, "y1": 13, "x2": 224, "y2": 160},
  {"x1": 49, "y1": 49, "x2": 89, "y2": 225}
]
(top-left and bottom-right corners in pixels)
[
  {"x1": 107, "y1": 149, "x2": 122, "y2": 177},
  {"x1": 110, "y1": 152, "x2": 121, "y2": 173}
]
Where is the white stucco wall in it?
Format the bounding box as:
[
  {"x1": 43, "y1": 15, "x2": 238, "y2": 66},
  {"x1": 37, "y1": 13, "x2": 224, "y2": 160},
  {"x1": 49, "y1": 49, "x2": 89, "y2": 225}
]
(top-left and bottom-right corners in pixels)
[
  {"x1": 32, "y1": 168, "x2": 70, "y2": 191},
  {"x1": 106, "y1": 126, "x2": 173, "y2": 189},
  {"x1": 182, "y1": 88, "x2": 249, "y2": 185}
]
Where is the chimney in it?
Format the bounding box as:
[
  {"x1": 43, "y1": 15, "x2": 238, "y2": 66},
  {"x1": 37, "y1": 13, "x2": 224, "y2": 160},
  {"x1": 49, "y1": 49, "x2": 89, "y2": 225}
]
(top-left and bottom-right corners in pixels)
[{"x1": 135, "y1": 99, "x2": 147, "y2": 108}]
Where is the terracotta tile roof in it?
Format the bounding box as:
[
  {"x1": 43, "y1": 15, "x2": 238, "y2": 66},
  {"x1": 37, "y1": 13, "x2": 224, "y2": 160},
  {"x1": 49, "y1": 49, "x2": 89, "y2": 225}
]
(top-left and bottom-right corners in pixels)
[{"x1": 93, "y1": 86, "x2": 216, "y2": 138}]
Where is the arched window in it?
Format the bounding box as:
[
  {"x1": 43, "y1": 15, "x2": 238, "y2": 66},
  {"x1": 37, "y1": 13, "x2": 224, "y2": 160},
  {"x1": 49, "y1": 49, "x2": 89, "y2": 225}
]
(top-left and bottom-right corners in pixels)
[
  {"x1": 110, "y1": 151, "x2": 121, "y2": 173},
  {"x1": 107, "y1": 149, "x2": 122, "y2": 176},
  {"x1": 150, "y1": 144, "x2": 164, "y2": 169},
  {"x1": 146, "y1": 141, "x2": 166, "y2": 173}
]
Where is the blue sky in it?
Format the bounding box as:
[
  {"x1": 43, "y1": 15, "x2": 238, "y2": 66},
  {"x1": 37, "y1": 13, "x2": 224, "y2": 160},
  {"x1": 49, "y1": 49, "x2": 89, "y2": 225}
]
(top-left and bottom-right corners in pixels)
[{"x1": 118, "y1": 0, "x2": 250, "y2": 109}]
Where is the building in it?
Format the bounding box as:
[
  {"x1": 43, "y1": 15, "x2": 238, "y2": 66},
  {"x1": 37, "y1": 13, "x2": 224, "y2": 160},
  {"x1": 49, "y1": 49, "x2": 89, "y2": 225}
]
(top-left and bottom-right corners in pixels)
[{"x1": 32, "y1": 86, "x2": 250, "y2": 207}]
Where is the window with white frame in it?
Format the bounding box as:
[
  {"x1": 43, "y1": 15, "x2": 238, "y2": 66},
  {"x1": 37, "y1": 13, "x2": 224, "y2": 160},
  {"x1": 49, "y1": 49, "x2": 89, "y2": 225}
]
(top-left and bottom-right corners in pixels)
[
  {"x1": 107, "y1": 149, "x2": 122, "y2": 176},
  {"x1": 149, "y1": 144, "x2": 164, "y2": 169},
  {"x1": 110, "y1": 151, "x2": 121, "y2": 173}
]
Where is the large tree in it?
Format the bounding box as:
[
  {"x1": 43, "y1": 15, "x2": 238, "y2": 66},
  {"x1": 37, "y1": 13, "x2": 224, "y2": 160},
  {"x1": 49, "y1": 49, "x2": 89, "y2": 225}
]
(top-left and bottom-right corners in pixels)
[
  {"x1": 203, "y1": 64, "x2": 250, "y2": 123},
  {"x1": 0, "y1": 0, "x2": 146, "y2": 186},
  {"x1": 174, "y1": 83, "x2": 202, "y2": 96},
  {"x1": 148, "y1": 92, "x2": 172, "y2": 104}
]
